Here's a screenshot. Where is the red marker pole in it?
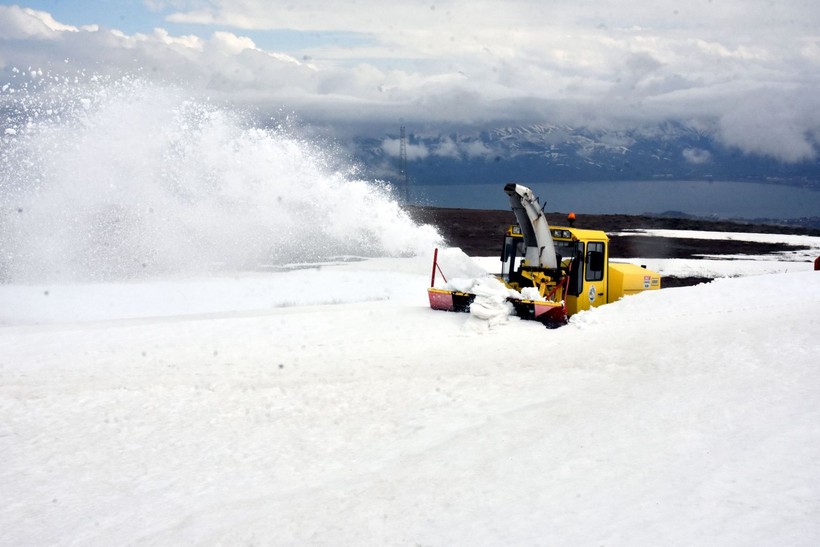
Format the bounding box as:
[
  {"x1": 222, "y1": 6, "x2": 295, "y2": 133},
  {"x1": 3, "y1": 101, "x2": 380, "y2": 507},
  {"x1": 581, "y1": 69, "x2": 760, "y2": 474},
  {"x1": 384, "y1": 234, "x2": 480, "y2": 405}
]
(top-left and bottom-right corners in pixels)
[
  {"x1": 815, "y1": 256, "x2": 820, "y2": 271},
  {"x1": 431, "y1": 248, "x2": 439, "y2": 287}
]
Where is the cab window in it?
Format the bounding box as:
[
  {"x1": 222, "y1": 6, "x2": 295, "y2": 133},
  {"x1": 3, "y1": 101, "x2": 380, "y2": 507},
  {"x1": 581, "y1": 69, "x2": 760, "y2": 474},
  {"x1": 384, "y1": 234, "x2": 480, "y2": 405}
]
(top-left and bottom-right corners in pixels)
[{"x1": 586, "y1": 242, "x2": 605, "y2": 281}]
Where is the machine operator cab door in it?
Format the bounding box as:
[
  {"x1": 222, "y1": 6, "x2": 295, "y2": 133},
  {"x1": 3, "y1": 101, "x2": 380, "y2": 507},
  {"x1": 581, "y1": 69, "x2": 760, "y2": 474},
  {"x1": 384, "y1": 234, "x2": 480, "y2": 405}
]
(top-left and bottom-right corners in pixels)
[
  {"x1": 579, "y1": 240, "x2": 608, "y2": 312},
  {"x1": 500, "y1": 226, "x2": 527, "y2": 286},
  {"x1": 560, "y1": 229, "x2": 610, "y2": 316}
]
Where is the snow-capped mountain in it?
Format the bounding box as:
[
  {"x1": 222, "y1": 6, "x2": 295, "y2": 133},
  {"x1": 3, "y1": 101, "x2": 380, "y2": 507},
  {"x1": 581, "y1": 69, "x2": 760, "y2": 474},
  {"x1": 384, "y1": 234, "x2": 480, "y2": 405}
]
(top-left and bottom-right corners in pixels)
[{"x1": 351, "y1": 122, "x2": 820, "y2": 188}]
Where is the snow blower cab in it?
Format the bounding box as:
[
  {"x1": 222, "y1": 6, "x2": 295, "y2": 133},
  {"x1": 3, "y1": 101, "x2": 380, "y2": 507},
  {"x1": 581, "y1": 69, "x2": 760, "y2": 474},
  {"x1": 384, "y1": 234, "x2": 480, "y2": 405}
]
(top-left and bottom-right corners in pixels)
[{"x1": 428, "y1": 183, "x2": 661, "y2": 327}]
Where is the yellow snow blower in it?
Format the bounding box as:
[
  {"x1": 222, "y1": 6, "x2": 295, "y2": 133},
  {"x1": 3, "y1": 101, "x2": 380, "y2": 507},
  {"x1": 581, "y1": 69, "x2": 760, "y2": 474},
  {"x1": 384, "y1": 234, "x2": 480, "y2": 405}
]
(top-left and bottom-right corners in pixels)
[{"x1": 428, "y1": 183, "x2": 661, "y2": 327}]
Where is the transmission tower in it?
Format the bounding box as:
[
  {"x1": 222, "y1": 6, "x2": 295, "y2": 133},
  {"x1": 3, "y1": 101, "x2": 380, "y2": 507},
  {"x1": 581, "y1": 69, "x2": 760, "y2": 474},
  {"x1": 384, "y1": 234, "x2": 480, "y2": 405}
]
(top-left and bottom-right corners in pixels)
[{"x1": 399, "y1": 125, "x2": 409, "y2": 202}]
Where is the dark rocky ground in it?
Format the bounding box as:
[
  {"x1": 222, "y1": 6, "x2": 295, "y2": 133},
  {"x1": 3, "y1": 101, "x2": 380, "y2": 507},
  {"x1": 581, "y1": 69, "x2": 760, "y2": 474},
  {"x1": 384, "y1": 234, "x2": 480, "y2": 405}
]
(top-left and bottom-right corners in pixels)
[{"x1": 407, "y1": 206, "x2": 820, "y2": 288}]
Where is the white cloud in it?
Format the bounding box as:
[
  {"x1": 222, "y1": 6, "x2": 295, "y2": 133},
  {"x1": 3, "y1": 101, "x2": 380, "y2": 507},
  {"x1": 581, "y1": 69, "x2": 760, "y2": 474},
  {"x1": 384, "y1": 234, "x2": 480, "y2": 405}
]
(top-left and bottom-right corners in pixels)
[
  {"x1": 433, "y1": 137, "x2": 460, "y2": 159},
  {"x1": 0, "y1": 6, "x2": 77, "y2": 40},
  {"x1": 718, "y1": 91, "x2": 820, "y2": 162},
  {"x1": 462, "y1": 140, "x2": 493, "y2": 159},
  {"x1": 152, "y1": 28, "x2": 204, "y2": 50},
  {"x1": 1, "y1": 2, "x2": 820, "y2": 162},
  {"x1": 682, "y1": 148, "x2": 712, "y2": 165},
  {"x1": 381, "y1": 137, "x2": 429, "y2": 161},
  {"x1": 209, "y1": 31, "x2": 257, "y2": 55}
]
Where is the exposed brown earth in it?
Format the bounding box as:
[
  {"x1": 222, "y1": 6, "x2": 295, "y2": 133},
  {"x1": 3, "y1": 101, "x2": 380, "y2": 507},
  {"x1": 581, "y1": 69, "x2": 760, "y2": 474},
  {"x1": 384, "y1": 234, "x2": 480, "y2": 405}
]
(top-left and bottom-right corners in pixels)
[{"x1": 407, "y1": 206, "x2": 820, "y2": 288}]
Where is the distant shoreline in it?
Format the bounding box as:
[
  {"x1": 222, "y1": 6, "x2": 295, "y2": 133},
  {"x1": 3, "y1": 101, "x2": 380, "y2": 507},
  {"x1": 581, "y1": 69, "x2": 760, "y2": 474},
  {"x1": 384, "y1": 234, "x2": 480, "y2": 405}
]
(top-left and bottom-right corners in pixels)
[{"x1": 406, "y1": 179, "x2": 820, "y2": 225}]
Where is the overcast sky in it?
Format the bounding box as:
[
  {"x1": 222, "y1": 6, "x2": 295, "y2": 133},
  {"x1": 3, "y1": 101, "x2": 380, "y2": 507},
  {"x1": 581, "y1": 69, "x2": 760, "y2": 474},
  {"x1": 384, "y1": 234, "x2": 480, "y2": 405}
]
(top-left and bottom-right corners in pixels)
[{"x1": 2, "y1": 1, "x2": 820, "y2": 161}]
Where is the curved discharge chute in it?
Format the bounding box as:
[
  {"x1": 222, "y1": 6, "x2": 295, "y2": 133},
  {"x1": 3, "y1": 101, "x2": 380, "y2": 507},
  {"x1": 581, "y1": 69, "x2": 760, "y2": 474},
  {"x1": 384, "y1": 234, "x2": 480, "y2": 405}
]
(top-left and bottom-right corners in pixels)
[{"x1": 503, "y1": 183, "x2": 558, "y2": 269}]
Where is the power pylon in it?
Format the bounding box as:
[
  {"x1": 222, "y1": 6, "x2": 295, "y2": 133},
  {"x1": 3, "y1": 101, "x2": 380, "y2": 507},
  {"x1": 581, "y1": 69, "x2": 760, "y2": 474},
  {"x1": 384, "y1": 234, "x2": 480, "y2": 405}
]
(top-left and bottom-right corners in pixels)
[{"x1": 399, "y1": 125, "x2": 409, "y2": 202}]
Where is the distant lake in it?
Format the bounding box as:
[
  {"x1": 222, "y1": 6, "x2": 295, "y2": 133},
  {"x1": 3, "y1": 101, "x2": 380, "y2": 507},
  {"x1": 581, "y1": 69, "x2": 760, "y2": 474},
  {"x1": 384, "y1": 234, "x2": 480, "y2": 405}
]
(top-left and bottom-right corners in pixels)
[{"x1": 410, "y1": 180, "x2": 820, "y2": 220}]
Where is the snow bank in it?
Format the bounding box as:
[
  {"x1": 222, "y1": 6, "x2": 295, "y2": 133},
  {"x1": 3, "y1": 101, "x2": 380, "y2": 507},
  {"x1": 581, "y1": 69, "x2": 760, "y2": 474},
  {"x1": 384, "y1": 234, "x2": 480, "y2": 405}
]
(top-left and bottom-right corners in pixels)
[
  {"x1": 0, "y1": 256, "x2": 434, "y2": 325},
  {"x1": 3, "y1": 258, "x2": 819, "y2": 546},
  {"x1": 431, "y1": 247, "x2": 491, "y2": 287}
]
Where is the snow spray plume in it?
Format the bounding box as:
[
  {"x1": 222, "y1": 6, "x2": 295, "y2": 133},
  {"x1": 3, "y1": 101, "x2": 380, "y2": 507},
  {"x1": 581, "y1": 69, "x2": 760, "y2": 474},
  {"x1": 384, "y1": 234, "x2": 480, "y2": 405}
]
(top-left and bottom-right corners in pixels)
[{"x1": 0, "y1": 72, "x2": 441, "y2": 282}]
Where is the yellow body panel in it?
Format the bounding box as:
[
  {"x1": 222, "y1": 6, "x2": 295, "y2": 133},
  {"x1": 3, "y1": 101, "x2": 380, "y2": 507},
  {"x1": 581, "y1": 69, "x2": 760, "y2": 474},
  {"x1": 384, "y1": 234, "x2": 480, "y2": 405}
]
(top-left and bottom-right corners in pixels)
[
  {"x1": 544, "y1": 226, "x2": 662, "y2": 315},
  {"x1": 608, "y1": 262, "x2": 662, "y2": 301}
]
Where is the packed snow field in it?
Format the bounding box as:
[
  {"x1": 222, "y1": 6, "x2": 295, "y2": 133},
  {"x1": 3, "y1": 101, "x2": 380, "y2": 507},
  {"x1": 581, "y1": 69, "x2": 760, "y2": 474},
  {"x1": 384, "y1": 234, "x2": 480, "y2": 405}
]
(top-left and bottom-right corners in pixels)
[
  {"x1": 3, "y1": 242, "x2": 820, "y2": 545},
  {"x1": 3, "y1": 76, "x2": 820, "y2": 545}
]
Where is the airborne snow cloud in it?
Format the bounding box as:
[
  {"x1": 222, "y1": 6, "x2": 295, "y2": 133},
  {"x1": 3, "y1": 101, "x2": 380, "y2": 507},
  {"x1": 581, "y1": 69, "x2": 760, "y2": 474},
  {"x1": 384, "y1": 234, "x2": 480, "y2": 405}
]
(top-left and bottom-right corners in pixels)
[{"x1": 1, "y1": 2, "x2": 820, "y2": 161}]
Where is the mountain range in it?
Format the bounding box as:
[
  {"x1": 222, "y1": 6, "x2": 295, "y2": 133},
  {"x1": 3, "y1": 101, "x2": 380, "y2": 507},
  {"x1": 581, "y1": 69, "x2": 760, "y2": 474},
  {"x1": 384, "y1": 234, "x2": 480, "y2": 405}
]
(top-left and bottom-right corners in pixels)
[{"x1": 350, "y1": 122, "x2": 820, "y2": 189}]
